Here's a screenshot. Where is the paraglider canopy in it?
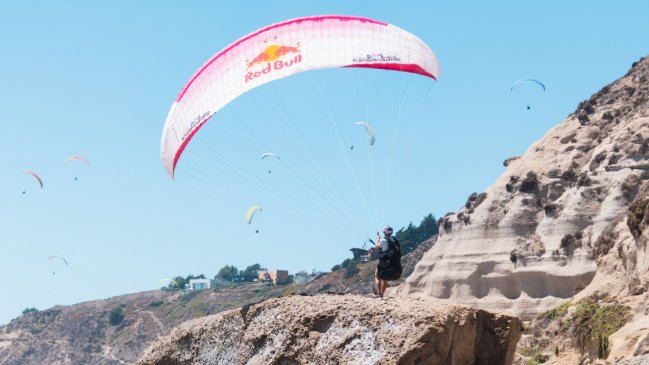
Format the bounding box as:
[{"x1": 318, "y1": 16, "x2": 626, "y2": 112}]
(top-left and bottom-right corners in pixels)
[
  {"x1": 64, "y1": 156, "x2": 90, "y2": 166},
  {"x1": 48, "y1": 256, "x2": 68, "y2": 266},
  {"x1": 246, "y1": 205, "x2": 262, "y2": 224},
  {"x1": 355, "y1": 122, "x2": 376, "y2": 146},
  {"x1": 261, "y1": 153, "x2": 279, "y2": 160},
  {"x1": 23, "y1": 170, "x2": 43, "y2": 189},
  {"x1": 510, "y1": 79, "x2": 546, "y2": 92},
  {"x1": 160, "y1": 14, "x2": 440, "y2": 178}
]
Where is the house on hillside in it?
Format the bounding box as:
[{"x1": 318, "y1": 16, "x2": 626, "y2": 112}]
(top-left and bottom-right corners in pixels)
[
  {"x1": 294, "y1": 270, "x2": 310, "y2": 285},
  {"x1": 350, "y1": 247, "x2": 376, "y2": 262},
  {"x1": 257, "y1": 270, "x2": 289, "y2": 286},
  {"x1": 188, "y1": 278, "x2": 210, "y2": 290},
  {"x1": 294, "y1": 270, "x2": 325, "y2": 285}
]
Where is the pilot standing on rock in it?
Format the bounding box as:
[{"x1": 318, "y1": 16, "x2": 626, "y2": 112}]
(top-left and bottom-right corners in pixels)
[{"x1": 371, "y1": 226, "x2": 403, "y2": 297}]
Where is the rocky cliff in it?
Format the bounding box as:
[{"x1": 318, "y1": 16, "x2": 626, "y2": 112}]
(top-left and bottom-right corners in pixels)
[
  {"x1": 514, "y1": 183, "x2": 649, "y2": 364},
  {"x1": 0, "y1": 285, "x2": 294, "y2": 365},
  {"x1": 137, "y1": 294, "x2": 522, "y2": 365},
  {"x1": 398, "y1": 57, "x2": 649, "y2": 321}
]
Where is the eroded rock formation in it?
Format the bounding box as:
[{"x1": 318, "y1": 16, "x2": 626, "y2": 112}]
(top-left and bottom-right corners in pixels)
[
  {"x1": 399, "y1": 57, "x2": 649, "y2": 321},
  {"x1": 137, "y1": 294, "x2": 522, "y2": 365}
]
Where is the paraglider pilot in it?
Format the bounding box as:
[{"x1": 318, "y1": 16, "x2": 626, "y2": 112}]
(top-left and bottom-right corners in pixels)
[{"x1": 370, "y1": 226, "x2": 402, "y2": 297}]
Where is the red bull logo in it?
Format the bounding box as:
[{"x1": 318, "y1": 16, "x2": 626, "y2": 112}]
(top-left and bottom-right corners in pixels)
[{"x1": 245, "y1": 42, "x2": 302, "y2": 82}]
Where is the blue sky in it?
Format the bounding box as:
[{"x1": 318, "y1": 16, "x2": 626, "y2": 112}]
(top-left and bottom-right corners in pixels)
[{"x1": 1, "y1": 1, "x2": 647, "y2": 324}]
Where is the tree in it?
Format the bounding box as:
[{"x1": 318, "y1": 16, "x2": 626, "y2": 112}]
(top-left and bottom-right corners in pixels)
[
  {"x1": 340, "y1": 258, "x2": 354, "y2": 269},
  {"x1": 241, "y1": 263, "x2": 267, "y2": 282},
  {"x1": 185, "y1": 274, "x2": 205, "y2": 281},
  {"x1": 172, "y1": 276, "x2": 187, "y2": 290},
  {"x1": 395, "y1": 213, "x2": 439, "y2": 254},
  {"x1": 216, "y1": 265, "x2": 239, "y2": 281},
  {"x1": 22, "y1": 307, "x2": 38, "y2": 315},
  {"x1": 331, "y1": 264, "x2": 341, "y2": 272},
  {"x1": 109, "y1": 306, "x2": 125, "y2": 326},
  {"x1": 417, "y1": 213, "x2": 439, "y2": 242}
]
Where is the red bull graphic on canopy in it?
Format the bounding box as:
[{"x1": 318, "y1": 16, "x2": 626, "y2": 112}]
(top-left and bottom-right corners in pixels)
[
  {"x1": 246, "y1": 43, "x2": 301, "y2": 69},
  {"x1": 161, "y1": 15, "x2": 440, "y2": 178},
  {"x1": 245, "y1": 42, "x2": 302, "y2": 82}
]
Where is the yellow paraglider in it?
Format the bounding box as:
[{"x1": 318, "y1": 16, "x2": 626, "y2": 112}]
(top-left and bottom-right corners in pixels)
[{"x1": 246, "y1": 205, "x2": 262, "y2": 224}]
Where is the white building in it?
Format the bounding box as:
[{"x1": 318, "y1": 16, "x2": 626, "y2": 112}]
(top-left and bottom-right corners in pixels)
[
  {"x1": 294, "y1": 270, "x2": 311, "y2": 285},
  {"x1": 188, "y1": 278, "x2": 210, "y2": 290}
]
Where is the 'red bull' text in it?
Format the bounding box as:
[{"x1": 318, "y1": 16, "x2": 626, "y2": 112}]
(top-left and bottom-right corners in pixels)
[{"x1": 245, "y1": 55, "x2": 302, "y2": 82}]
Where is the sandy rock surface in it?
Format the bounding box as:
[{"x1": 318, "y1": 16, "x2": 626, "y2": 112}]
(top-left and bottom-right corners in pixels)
[
  {"x1": 398, "y1": 56, "x2": 649, "y2": 320},
  {"x1": 137, "y1": 294, "x2": 522, "y2": 365}
]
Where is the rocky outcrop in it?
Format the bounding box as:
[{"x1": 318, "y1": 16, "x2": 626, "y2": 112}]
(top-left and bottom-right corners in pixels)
[
  {"x1": 0, "y1": 285, "x2": 293, "y2": 365},
  {"x1": 137, "y1": 294, "x2": 522, "y2": 365},
  {"x1": 398, "y1": 56, "x2": 649, "y2": 320}
]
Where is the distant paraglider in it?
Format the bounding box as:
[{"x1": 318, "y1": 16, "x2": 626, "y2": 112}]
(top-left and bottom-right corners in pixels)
[
  {"x1": 48, "y1": 256, "x2": 68, "y2": 275},
  {"x1": 22, "y1": 170, "x2": 43, "y2": 192},
  {"x1": 511, "y1": 79, "x2": 545, "y2": 111},
  {"x1": 261, "y1": 153, "x2": 279, "y2": 174},
  {"x1": 355, "y1": 122, "x2": 375, "y2": 146},
  {"x1": 48, "y1": 256, "x2": 69, "y2": 266},
  {"x1": 246, "y1": 205, "x2": 262, "y2": 224},
  {"x1": 64, "y1": 156, "x2": 90, "y2": 166},
  {"x1": 510, "y1": 79, "x2": 546, "y2": 92},
  {"x1": 65, "y1": 156, "x2": 89, "y2": 181},
  {"x1": 261, "y1": 153, "x2": 279, "y2": 160}
]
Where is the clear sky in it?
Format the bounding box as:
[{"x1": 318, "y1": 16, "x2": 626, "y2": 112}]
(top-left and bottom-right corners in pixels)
[{"x1": 1, "y1": 1, "x2": 647, "y2": 324}]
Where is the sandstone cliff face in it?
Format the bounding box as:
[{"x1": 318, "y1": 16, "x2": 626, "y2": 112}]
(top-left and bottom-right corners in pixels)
[
  {"x1": 398, "y1": 57, "x2": 649, "y2": 320},
  {"x1": 512, "y1": 184, "x2": 649, "y2": 364},
  {"x1": 586, "y1": 189, "x2": 649, "y2": 363},
  {"x1": 137, "y1": 294, "x2": 522, "y2": 365}
]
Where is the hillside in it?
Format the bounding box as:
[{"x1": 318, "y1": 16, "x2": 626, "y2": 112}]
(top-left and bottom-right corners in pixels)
[
  {"x1": 0, "y1": 234, "x2": 437, "y2": 364},
  {"x1": 0, "y1": 284, "x2": 298, "y2": 365}
]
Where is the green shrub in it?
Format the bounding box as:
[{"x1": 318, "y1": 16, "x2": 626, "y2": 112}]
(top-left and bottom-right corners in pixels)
[
  {"x1": 340, "y1": 258, "x2": 354, "y2": 269},
  {"x1": 525, "y1": 350, "x2": 547, "y2": 365},
  {"x1": 539, "y1": 301, "x2": 571, "y2": 320},
  {"x1": 108, "y1": 307, "x2": 125, "y2": 326},
  {"x1": 628, "y1": 198, "x2": 649, "y2": 238},
  {"x1": 573, "y1": 299, "x2": 630, "y2": 358},
  {"x1": 22, "y1": 307, "x2": 38, "y2": 315}
]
